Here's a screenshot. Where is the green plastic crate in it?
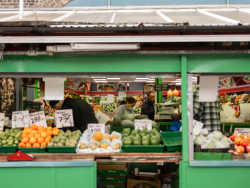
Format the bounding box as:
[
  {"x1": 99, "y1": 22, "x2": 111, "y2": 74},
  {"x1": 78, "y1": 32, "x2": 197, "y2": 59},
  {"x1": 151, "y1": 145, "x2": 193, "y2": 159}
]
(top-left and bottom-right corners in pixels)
[
  {"x1": 110, "y1": 126, "x2": 134, "y2": 134},
  {"x1": 128, "y1": 163, "x2": 158, "y2": 173},
  {"x1": 102, "y1": 183, "x2": 126, "y2": 188},
  {"x1": 122, "y1": 145, "x2": 164, "y2": 153},
  {"x1": 47, "y1": 146, "x2": 76, "y2": 153},
  {"x1": 159, "y1": 122, "x2": 172, "y2": 131},
  {"x1": 18, "y1": 147, "x2": 46, "y2": 153},
  {"x1": 98, "y1": 170, "x2": 127, "y2": 177},
  {"x1": 0, "y1": 146, "x2": 17, "y2": 153},
  {"x1": 161, "y1": 131, "x2": 182, "y2": 152},
  {"x1": 101, "y1": 176, "x2": 126, "y2": 184},
  {"x1": 194, "y1": 152, "x2": 232, "y2": 160}
]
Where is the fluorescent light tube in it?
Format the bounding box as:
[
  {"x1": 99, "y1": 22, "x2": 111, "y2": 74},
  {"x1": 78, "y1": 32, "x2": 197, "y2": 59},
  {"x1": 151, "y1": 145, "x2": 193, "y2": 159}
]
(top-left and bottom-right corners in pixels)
[
  {"x1": 71, "y1": 43, "x2": 140, "y2": 51},
  {"x1": 107, "y1": 78, "x2": 120, "y2": 80},
  {"x1": 136, "y1": 78, "x2": 148, "y2": 80}
]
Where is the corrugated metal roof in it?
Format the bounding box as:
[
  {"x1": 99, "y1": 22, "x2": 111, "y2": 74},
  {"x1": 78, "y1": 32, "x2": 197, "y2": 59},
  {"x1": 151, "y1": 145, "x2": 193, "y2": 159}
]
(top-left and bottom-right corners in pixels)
[{"x1": 0, "y1": 8, "x2": 250, "y2": 26}]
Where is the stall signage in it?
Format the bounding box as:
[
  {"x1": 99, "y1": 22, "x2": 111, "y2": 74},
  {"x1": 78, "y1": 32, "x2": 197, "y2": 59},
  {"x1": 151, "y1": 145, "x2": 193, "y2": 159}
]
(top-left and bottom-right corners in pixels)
[
  {"x1": 88, "y1": 123, "x2": 105, "y2": 135},
  {"x1": 55, "y1": 109, "x2": 74, "y2": 128},
  {"x1": 0, "y1": 113, "x2": 4, "y2": 131},
  {"x1": 134, "y1": 120, "x2": 152, "y2": 131},
  {"x1": 29, "y1": 111, "x2": 47, "y2": 127},
  {"x1": 234, "y1": 128, "x2": 250, "y2": 135},
  {"x1": 12, "y1": 111, "x2": 30, "y2": 128}
]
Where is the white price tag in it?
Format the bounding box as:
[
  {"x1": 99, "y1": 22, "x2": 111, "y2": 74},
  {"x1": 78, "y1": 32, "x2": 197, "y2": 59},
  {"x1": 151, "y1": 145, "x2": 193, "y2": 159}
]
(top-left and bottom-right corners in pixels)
[
  {"x1": 118, "y1": 91, "x2": 126, "y2": 101},
  {"x1": 29, "y1": 111, "x2": 47, "y2": 127},
  {"x1": 12, "y1": 111, "x2": 30, "y2": 128},
  {"x1": 88, "y1": 123, "x2": 105, "y2": 137},
  {"x1": 134, "y1": 119, "x2": 152, "y2": 131},
  {"x1": 0, "y1": 113, "x2": 5, "y2": 131},
  {"x1": 107, "y1": 94, "x2": 115, "y2": 103},
  {"x1": 55, "y1": 109, "x2": 74, "y2": 128},
  {"x1": 234, "y1": 128, "x2": 250, "y2": 135}
]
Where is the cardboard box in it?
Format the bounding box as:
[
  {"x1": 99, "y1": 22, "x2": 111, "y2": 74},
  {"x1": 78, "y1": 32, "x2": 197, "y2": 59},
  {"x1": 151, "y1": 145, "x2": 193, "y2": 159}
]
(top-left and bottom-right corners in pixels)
[
  {"x1": 127, "y1": 177, "x2": 161, "y2": 188},
  {"x1": 98, "y1": 162, "x2": 127, "y2": 171}
]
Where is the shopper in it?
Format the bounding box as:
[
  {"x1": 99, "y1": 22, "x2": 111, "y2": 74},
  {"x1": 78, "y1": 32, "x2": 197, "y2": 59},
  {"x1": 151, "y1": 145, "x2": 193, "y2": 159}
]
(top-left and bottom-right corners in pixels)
[
  {"x1": 114, "y1": 97, "x2": 137, "y2": 119},
  {"x1": 141, "y1": 91, "x2": 155, "y2": 120},
  {"x1": 50, "y1": 97, "x2": 98, "y2": 132}
]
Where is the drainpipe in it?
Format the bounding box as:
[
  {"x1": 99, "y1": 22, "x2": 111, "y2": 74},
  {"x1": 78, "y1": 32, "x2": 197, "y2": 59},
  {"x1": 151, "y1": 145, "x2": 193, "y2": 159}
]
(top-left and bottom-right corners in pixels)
[{"x1": 19, "y1": 0, "x2": 23, "y2": 19}]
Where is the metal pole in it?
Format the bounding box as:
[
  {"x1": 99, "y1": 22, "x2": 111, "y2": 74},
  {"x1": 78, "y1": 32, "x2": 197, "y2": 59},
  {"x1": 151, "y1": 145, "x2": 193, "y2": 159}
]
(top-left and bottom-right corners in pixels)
[
  {"x1": 226, "y1": 0, "x2": 230, "y2": 8},
  {"x1": 19, "y1": 0, "x2": 24, "y2": 19},
  {"x1": 107, "y1": 0, "x2": 111, "y2": 8}
]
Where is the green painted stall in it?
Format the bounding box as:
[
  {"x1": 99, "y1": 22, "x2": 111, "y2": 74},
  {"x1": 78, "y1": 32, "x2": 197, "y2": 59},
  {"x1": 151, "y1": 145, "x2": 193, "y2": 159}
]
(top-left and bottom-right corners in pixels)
[
  {"x1": 0, "y1": 54, "x2": 181, "y2": 188},
  {"x1": 180, "y1": 54, "x2": 250, "y2": 188}
]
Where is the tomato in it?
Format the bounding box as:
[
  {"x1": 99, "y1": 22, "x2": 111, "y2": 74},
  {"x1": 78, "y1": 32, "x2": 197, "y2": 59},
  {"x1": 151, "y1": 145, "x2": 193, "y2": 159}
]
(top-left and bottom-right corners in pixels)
[{"x1": 246, "y1": 145, "x2": 250, "y2": 153}]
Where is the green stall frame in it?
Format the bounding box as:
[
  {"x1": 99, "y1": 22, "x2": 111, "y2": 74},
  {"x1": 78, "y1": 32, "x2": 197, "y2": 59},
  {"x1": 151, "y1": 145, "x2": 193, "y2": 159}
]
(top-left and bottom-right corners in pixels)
[{"x1": 0, "y1": 54, "x2": 250, "y2": 188}]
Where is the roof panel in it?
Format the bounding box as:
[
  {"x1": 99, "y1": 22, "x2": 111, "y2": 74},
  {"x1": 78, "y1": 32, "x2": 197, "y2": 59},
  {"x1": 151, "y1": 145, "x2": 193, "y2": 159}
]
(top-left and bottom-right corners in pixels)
[
  {"x1": 162, "y1": 10, "x2": 229, "y2": 25},
  {"x1": 19, "y1": 13, "x2": 64, "y2": 21},
  {"x1": 114, "y1": 12, "x2": 166, "y2": 24},
  {"x1": 209, "y1": 10, "x2": 250, "y2": 24},
  {"x1": 63, "y1": 13, "x2": 113, "y2": 23}
]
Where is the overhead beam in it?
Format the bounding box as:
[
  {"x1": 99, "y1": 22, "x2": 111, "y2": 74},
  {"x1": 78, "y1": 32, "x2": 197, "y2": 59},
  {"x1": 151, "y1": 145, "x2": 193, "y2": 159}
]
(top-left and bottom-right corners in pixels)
[
  {"x1": 156, "y1": 10, "x2": 174, "y2": 23},
  {"x1": 1, "y1": 35, "x2": 250, "y2": 43}
]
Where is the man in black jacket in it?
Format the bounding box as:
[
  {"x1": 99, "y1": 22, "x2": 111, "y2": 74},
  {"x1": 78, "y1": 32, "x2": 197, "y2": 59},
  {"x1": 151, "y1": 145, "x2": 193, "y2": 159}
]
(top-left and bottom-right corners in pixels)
[
  {"x1": 50, "y1": 98, "x2": 98, "y2": 132},
  {"x1": 141, "y1": 91, "x2": 155, "y2": 120}
]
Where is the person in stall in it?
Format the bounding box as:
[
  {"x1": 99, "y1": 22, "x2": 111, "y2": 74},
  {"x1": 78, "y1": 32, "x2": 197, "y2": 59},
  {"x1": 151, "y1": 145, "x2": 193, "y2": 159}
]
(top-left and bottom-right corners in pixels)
[
  {"x1": 141, "y1": 91, "x2": 156, "y2": 120},
  {"x1": 49, "y1": 97, "x2": 98, "y2": 132},
  {"x1": 113, "y1": 97, "x2": 137, "y2": 122}
]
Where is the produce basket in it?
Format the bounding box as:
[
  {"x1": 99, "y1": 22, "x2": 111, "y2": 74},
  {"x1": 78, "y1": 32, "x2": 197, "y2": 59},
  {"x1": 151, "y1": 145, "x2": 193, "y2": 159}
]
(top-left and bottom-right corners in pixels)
[
  {"x1": 194, "y1": 152, "x2": 232, "y2": 160},
  {"x1": 194, "y1": 144, "x2": 232, "y2": 153},
  {"x1": 98, "y1": 170, "x2": 127, "y2": 177},
  {"x1": 101, "y1": 176, "x2": 126, "y2": 184},
  {"x1": 161, "y1": 131, "x2": 182, "y2": 152},
  {"x1": 122, "y1": 145, "x2": 164, "y2": 153},
  {"x1": 0, "y1": 146, "x2": 17, "y2": 153},
  {"x1": 47, "y1": 146, "x2": 76, "y2": 153},
  {"x1": 18, "y1": 147, "x2": 46, "y2": 153}
]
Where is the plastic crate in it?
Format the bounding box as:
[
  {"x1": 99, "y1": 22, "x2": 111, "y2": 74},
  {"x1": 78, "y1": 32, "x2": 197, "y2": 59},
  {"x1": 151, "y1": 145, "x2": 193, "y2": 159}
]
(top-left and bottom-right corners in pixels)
[
  {"x1": 101, "y1": 176, "x2": 126, "y2": 184},
  {"x1": 110, "y1": 126, "x2": 134, "y2": 134},
  {"x1": 98, "y1": 170, "x2": 127, "y2": 177},
  {"x1": 128, "y1": 163, "x2": 158, "y2": 173},
  {"x1": 122, "y1": 145, "x2": 164, "y2": 153},
  {"x1": 159, "y1": 122, "x2": 172, "y2": 131},
  {"x1": 47, "y1": 146, "x2": 76, "y2": 153},
  {"x1": 194, "y1": 152, "x2": 232, "y2": 160},
  {"x1": 102, "y1": 183, "x2": 126, "y2": 188},
  {"x1": 161, "y1": 131, "x2": 182, "y2": 152},
  {"x1": 0, "y1": 146, "x2": 17, "y2": 153},
  {"x1": 18, "y1": 147, "x2": 46, "y2": 153}
]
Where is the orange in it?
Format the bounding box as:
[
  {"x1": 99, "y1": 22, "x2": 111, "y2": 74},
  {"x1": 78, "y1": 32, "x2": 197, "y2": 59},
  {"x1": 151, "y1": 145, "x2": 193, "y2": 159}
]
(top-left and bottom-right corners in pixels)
[
  {"x1": 19, "y1": 143, "x2": 25, "y2": 147},
  {"x1": 47, "y1": 127, "x2": 53, "y2": 131},
  {"x1": 41, "y1": 131, "x2": 47, "y2": 138},
  {"x1": 92, "y1": 131, "x2": 103, "y2": 142},
  {"x1": 26, "y1": 143, "x2": 32, "y2": 148},
  {"x1": 47, "y1": 130, "x2": 53, "y2": 136},
  {"x1": 37, "y1": 137, "x2": 44, "y2": 144},
  {"x1": 33, "y1": 143, "x2": 40, "y2": 148},
  {"x1": 22, "y1": 137, "x2": 29, "y2": 144},
  {"x1": 52, "y1": 128, "x2": 60, "y2": 136},
  {"x1": 41, "y1": 142, "x2": 46, "y2": 148},
  {"x1": 30, "y1": 137, "x2": 37, "y2": 144}
]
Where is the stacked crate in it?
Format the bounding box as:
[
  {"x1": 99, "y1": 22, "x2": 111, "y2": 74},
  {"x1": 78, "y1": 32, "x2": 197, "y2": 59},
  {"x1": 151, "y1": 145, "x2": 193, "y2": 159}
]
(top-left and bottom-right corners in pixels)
[{"x1": 98, "y1": 162, "x2": 128, "y2": 188}]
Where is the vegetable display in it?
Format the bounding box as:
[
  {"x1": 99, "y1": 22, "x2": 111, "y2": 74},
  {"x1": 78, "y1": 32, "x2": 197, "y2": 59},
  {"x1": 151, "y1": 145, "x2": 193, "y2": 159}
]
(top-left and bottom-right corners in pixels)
[
  {"x1": 102, "y1": 103, "x2": 116, "y2": 112},
  {"x1": 48, "y1": 130, "x2": 81, "y2": 147},
  {"x1": 122, "y1": 128, "x2": 161, "y2": 146},
  {"x1": 0, "y1": 129, "x2": 21, "y2": 146}
]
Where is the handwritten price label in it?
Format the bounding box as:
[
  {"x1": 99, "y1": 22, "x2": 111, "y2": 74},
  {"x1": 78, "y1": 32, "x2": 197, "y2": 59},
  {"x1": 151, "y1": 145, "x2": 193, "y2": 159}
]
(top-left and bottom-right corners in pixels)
[
  {"x1": 55, "y1": 109, "x2": 74, "y2": 128},
  {"x1": 0, "y1": 113, "x2": 4, "y2": 131},
  {"x1": 12, "y1": 111, "x2": 30, "y2": 128},
  {"x1": 30, "y1": 111, "x2": 47, "y2": 127},
  {"x1": 134, "y1": 119, "x2": 152, "y2": 131}
]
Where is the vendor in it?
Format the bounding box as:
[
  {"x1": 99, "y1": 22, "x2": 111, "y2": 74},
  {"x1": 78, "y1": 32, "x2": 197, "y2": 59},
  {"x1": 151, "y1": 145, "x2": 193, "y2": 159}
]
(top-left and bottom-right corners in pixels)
[
  {"x1": 50, "y1": 97, "x2": 98, "y2": 132},
  {"x1": 114, "y1": 97, "x2": 137, "y2": 120},
  {"x1": 141, "y1": 91, "x2": 155, "y2": 120}
]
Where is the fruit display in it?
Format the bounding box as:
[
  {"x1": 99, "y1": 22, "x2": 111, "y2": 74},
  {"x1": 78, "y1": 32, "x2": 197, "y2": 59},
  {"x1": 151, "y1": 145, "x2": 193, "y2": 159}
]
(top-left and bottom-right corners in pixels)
[
  {"x1": 19, "y1": 125, "x2": 60, "y2": 148},
  {"x1": 122, "y1": 128, "x2": 161, "y2": 146},
  {"x1": 133, "y1": 107, "x2": 141, "y2": 115},
  {"x1": 77, "y1": 131, "x2": 122, "y2": 153},
  {"x1": 229, "y1": 134, "x2": 250, "y2": 154},
  {"x1": 48, "y1": 130, "x2": 81, "y2": 147},
  {"x1": 101, "y1": 103, "x2": 116, "y2": 112},
  {"x1": 0, "y1": 129, "x2": 22, "y2": 146},
  {"x1": 194, "y1": 131, "x2": 232, "y2": 149}
]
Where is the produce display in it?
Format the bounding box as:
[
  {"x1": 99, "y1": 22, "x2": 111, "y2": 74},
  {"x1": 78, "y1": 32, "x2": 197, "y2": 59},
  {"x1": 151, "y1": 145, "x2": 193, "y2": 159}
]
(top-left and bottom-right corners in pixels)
[
  {"x1": 0, "y1": 129, "x2": 21, "y2": 146},
  {"x1": 122, "y1": 128, "x2": 161, "y2": 145},
  {"x1": 102, "y1": 103, "x2": 116, "y2": 112},
  {"x1": 133, "y1": 107, "x2": 141, "y2": 115},
  {"x1": 229, "y1": 134, "x2": 250, "y2": 154},
  {"x1": 194, "y1": 131, "x2": 232, "y2": 149},
  {"x1": 19, "y1": 125, "x2": 60, "y2": 148},
  {"x1": 77, "y1": 131, "x2": 122, "y2": 153},
  {"x1": 48, "y1": 130, "x2": 81, "y2": 147}
]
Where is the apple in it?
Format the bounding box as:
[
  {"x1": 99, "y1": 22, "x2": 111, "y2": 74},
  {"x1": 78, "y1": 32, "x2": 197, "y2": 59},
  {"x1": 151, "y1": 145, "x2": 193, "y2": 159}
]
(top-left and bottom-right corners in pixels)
[
  {"x1": 236, "y1": 145, "x2": 245, "y2": 153},
  {"x1": 242, "y1": 139, "x2": 249, "y2": 147},
  {"x1": 246, "y1": 145, "x2": 250, "y2": 153},
  {"x1": 234, "y1": 137, "x2": 242, "y2": 145},
  {"x1": 230, "y1": 135, "x2": 236, "y2": 142}
]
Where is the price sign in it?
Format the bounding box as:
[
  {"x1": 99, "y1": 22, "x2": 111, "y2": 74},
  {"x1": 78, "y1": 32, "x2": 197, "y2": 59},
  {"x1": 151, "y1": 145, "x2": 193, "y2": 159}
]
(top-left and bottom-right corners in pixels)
[
  {"x1": 88, "y1": 123, "x2": 105, "y2": 138},
  {"x1": 12, "y1": 111, "x2": 30, "y2": 128},
  {"x1": 134, "y1": 119, "x2": 152, "y2": 131},
  {"x1": 234, "y1": 128, "x2": 250, "y2": 135},
  {"x1": 107, "y1": 94, "x2": 115, "y2": 103},
  {"x1": 118, "y1": 91, "x2": 126, "y2": 101},
  {"x1": 0, "y1": 113, "x2": 4, "y2": 131},
  {"x1": 29, "y1": 111, "x2": 47, "y2": 127},
  {"x1": 55, "y1": 109, "x2": 74, "y2": 128}
]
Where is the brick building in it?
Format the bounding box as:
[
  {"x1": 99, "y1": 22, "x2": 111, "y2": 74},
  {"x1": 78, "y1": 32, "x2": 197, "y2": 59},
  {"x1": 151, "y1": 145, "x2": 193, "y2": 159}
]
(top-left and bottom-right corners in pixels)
[{"x1": 0, "y1": 0, "x2": 72, "y2": 8}]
